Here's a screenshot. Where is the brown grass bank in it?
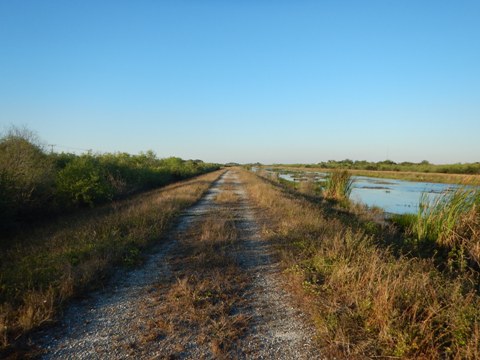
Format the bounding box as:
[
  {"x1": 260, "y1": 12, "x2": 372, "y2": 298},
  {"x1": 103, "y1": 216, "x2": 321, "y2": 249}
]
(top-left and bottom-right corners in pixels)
[
  {"x1": 0, "y1": 170, "x2": 224, "y2": 353},
  {"x1": 239, "y1": 169, "x2": 480, "y2": 359}
]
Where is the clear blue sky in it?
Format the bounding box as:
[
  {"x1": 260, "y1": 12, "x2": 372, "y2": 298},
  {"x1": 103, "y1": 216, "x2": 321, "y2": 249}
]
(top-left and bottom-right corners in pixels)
[{"x1": 1, "y1": 1, "x2": 479, "y2": 164}]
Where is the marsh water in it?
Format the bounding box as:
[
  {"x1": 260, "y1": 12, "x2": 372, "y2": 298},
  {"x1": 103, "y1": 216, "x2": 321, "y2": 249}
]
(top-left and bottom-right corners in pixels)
[
  {"x1": 349, "y1": 176, "x2": 458, "y2": 214},
  {"x1": 260, "y1": 169, "x2": 460, "y2": 215}
]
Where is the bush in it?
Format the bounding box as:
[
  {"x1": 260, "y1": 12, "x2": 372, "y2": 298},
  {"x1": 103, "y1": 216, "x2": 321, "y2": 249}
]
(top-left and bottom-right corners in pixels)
[
  {"x1": 0, "y1": 128, "x2": 54, "y2": 225},
  {"x1": 57, "y1": 155, "x2": 115, "y2": 206},
  {"x1": 0, "y1": 126, "x2": 220, "y2": 231}
]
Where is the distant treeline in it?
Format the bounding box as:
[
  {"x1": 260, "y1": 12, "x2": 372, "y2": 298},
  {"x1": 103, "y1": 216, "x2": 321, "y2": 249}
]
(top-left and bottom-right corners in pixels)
[
  {"x1": 0, "y1": 128, "x2": 219, "y2": 231},
  {"x1": 274, "y1": 159, "x2": 480, "y2": 174}
]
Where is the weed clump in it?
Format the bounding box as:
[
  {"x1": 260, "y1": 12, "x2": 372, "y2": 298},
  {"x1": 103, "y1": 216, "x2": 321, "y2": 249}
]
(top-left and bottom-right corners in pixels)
[
  {"x1": 404, "y1": 187, "x2": 480, "y2": 269},
  {"x1": 322, "y1": 170, "x2": 353, "y2": 202}
]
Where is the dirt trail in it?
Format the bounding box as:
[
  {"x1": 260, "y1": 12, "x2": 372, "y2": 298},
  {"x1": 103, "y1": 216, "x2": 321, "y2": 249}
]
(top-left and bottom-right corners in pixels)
[{"x1": 33, "y1": 170, "x2": 319, "y2": 359}]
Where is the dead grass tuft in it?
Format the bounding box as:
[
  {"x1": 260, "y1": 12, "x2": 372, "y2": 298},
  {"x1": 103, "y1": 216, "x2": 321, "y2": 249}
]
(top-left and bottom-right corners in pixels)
[
  {"x1": 17, "y1": 288, "x2": 56, "y2": 332},
  {"x1": 214, "y1": 190, "x2": 240, "y2": 204}
]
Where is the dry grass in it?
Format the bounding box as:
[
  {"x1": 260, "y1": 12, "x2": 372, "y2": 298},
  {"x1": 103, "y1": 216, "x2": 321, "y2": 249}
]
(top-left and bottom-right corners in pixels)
[
  {"x1": 239, "y1": 169, "x2": 480, "y2": 359},
  {"x1": 298, "y1": 175, "x2": 317, "y2": 196},
  {"x1": 214, "y1": 189, "x2": 240, "y2": 204},
  {"x1": 0, "y1": 170, "x2": 223, "y2": 351},
  {"x1": 144, "y1": 210, "x2": 250, "y2": 357},
  {"x1": 214, "y1": 179, "x2": 242, "y2": 204}
]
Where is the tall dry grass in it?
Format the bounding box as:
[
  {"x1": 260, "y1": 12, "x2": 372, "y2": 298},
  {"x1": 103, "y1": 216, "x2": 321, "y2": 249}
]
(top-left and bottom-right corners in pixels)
[
  {"x1": 240, "y1": 169, "x2": 480, "y2": 358},
  {"x1": 0, "y1": 170, "x2": 223, "y2": 351}
]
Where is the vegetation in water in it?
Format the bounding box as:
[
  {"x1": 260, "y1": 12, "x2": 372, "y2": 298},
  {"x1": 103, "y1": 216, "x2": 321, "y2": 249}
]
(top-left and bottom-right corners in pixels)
[
  {"x1": 392, "y1": 187, "x2": 480, "y2": 271},
  {"x1": 322, "y1": 170, "x2": 353, "y2": 202}
]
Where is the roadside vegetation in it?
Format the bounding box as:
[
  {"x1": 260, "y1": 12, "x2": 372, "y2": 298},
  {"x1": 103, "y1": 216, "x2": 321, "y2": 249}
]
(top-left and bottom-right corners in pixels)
[
  {"x1": 0, "y1": 127, "x2": 219, "y2": 239},
  {"x1": 0, "y1": 170, "x2": 223, "y2": 353},
  {"x1": 243, "y1": 168, "x2": 480, "y2": 358},
  {"x1": 0, "y1": 127, "x2": 222, "y2": 353}
]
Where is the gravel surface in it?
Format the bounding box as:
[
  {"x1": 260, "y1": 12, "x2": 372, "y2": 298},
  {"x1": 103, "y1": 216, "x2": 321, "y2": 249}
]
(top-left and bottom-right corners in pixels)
[
  {"x1": 226, "y1": 172, "x2": 319, "y2": 360},
  {"x1": 32, "y1": 170, "x2": 320, "y2": 359}
]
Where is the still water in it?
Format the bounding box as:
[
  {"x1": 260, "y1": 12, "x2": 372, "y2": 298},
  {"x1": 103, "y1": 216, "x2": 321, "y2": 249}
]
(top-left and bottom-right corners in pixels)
[
  {"x1": 350, "y1": 176, "x2": 458, "y2": 214},
  {"x1": 264, "y1": 169, "x2": 460, "y2": 214}
]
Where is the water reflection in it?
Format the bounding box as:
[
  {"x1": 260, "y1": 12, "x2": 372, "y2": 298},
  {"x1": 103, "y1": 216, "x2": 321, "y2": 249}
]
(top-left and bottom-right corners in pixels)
[
  {"x1": 256, "y1": 168, "x2": 461, "y2": 214},
  {"x1": 350, "y1": 176, "x2": 460, "y2": 214}
]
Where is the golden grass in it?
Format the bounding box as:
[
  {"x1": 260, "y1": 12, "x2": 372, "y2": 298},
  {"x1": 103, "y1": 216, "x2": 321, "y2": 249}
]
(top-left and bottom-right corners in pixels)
[
  {"x1": 0, "y1": 170, "x2": 223, "y2": 351},
  {"x1": 239, "y1": 169, "x2": 480, "y2": 359},
  {"x1": 214, "y1": 189, "x2": 240, "y2": 204},
  {"x1": 298, "y1": 176, "x2": 317, "y2": 196}
]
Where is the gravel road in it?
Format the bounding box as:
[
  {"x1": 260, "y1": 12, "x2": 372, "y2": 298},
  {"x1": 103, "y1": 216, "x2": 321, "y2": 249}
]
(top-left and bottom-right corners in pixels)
[{"x1": 32, "y1": 170, "x2": 320, "y2": 359}]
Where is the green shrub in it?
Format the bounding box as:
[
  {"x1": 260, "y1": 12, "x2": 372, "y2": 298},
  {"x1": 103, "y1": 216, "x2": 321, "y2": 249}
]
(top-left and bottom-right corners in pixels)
[
  {"x1": 0, "y1": 126, "x2": 219, "y2": 231},
  {"x1": 57, "y1": 155, "x2": 115, "y2": 206}
]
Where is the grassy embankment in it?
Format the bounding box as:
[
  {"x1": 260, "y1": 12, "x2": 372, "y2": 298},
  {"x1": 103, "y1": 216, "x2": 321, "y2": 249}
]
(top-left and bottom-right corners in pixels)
[
  {"x1": 240, "y1": 168, "x2": 480, "y2": 358},
  {"x1": 0, "y1": 168, "x2": 224, "y2": 353}
]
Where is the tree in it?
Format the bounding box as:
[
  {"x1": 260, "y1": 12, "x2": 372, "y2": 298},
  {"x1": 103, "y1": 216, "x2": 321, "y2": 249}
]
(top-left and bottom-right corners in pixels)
[{"x1": 0, "y1": 127, "x2": 54, "y2": 221}]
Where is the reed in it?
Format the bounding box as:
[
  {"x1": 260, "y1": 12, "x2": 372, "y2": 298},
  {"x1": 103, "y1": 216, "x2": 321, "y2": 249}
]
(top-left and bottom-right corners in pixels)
[
  {"x1": 411, "y1": 187, "x2": 480, "y2": 267},
  {"x1": 322, "y1": 170, "x2": 353, "y2": 202}
]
